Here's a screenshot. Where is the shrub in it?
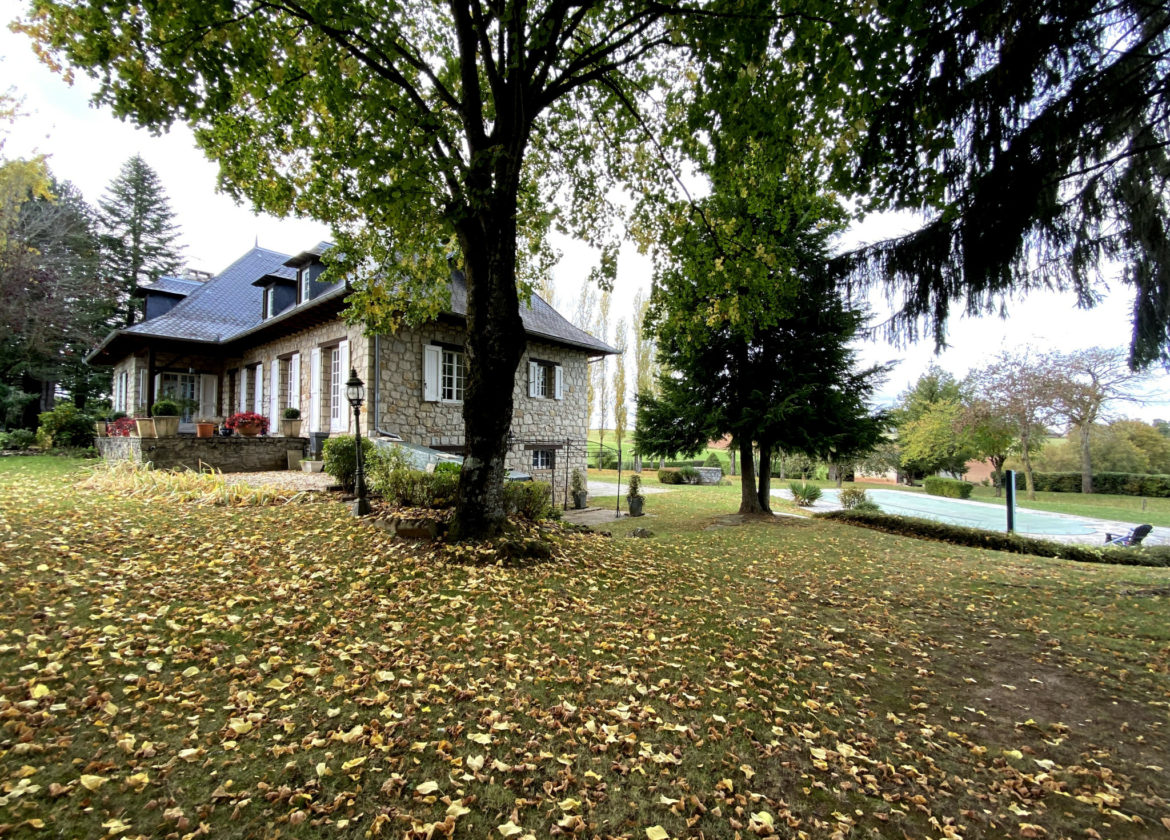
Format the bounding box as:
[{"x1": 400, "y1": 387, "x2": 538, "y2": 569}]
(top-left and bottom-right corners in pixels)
[
  {"x1": 503, "y1": 480, "x2": 558, "y2": 520},
  {"x1": 570, "y1": 468, "x2": 586, "y2": 493},
  {"x1": 596, "y1": 449, "x2": 617, "y2": 470},
  {"x1": 322, "y1": 435, "x2": 377, "y2": 490},
  {"x1": 433, "y1": 460, "x2": 462, "y2": 475},
  {"x1": 677, "y1": 465, "x2": 700, "y2": 484},
  {"x1": 852, "y1": 499, "x2": 882, "y2": 513},
  {"x1": 704, "y1": 452, "x2": 722, "y2": 468},
  {"x1": 36, "y1": 403, "x2": 95, "y2": 449},
  {"x1": 373, "y1": 469, "x2": 459, "y2": 508},
  {"x1": 1014, "y1": 471, "x2": 1170, "y2": 497},
  {"x1": 838, "y1": 487, "x2": 869, "y2": 509},
  {"x1": 923, "y1": 476, "x2": 973, "y2": 499},
  {"x1": 658, "y1": 468, "x2": 685, "y2": 485},
  {"x1": 627, "y1": 474, "x2": 643, "y2": 500},
  {"x1": 817, "y1": 509, "x2": 1170, "y2": 568},
  {"x1": 282, "y1": 406, "x2": 302, "y2": 420},
  {"x1": 151, "y1": 399, "x2": 180, "y2": 416},
  {"x1": 0, "y1": 429, "x2": 36, "y2": 450},
  {"x1": 789, "y1": 481, "x2": 822, "y2": 506}
]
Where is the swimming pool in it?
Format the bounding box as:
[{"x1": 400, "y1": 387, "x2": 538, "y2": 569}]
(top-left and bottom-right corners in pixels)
[{"x1": 822, "y1": 488, "x2": 1096, "y2": 536}]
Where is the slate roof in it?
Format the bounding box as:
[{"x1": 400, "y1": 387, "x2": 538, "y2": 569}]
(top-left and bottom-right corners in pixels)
[
  {"x1": 89, "y1": 244, "x2": 616, "y2": 361},
  {"x1": 132, "y1": 275, "x2": 203, "y2": 298}
]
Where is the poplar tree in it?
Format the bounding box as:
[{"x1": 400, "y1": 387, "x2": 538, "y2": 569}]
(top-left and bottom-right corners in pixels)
[
  {"x1": 612, "y1": 318, "x2": 627, "y2": 456},
  {"x1": 98, "y1": 155, "x2": 183, "y2": 327}
]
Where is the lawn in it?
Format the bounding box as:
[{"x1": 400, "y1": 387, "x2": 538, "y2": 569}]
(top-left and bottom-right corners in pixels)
[{"x1": 1, "y1": 456, "x2": 1168, "y2": 839}]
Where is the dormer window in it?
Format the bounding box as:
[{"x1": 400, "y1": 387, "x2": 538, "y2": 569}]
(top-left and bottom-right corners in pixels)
[
  {"x1": 298, "y1": 267, "x2": 310, "y2": 303},
  {"x1": 264, "y1": 286, "x2": 277, "y2": 319}
]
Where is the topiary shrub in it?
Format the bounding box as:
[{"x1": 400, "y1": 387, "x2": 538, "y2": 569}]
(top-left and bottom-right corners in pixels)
[
  {"x1": 151, "y1": 399, "x2": 180, "y2": 416},
  {"x1": 923, "y1": 476, "x2": 973, "y2": 499},
  {"x1": 704, "y1": 452, "x2": 722, "y2": 468},
  {"x1": 503, "y1": 480, "x2": 558, "y2": 520},
  {"x1": 789, "y1": 481, "x2": 822, "y2": 506},
  {"x1": 36, "y1": 403, "x2": 95, "y2": 449},
  {"x1": 838, "y1": 487, "x2": 869, "y2": 509},
  {"x1": 282, "y1": 406, "x2": 302, "y2": 420},
  {"x1": 658, "y1": 468, "x2": 685, "y2": 485},
  {"x1": 322, "y1": 434, "x2": 377, "y2": 490}
]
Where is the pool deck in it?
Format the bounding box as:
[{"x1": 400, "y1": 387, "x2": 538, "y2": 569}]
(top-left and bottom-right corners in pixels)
[{"x1": 771, "y1": 488, "x2": 1167, "y2": 547}]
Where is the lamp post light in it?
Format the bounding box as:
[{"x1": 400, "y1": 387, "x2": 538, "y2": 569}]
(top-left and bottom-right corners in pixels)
[{"x1": 345, "y1": 368, "x2": 371, "y2": 517}]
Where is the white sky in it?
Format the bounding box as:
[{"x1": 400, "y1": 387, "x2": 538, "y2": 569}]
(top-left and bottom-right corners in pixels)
[{"x1": 4, "y1": 23, "x2": 1169, "y2": 424}]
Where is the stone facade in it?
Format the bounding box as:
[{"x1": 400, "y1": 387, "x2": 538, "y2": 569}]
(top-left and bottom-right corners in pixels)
[{"x1": 96, "y1": 435, "x2": 307, "y2": 472}]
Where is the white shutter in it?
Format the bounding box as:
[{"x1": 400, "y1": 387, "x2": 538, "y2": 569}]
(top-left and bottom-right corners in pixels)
[
  {"x1": 336, "y1": 340, "x2": 350, "y2": 432},
  {"x1": 200, "y1": 374, "x2": 217, "y2": 419},
  {"x1": 554, "y1": 364, "x2": 563, "y2": 400},
  {"x1": 423, "y1": 344, "x2": 440, "y2": 402},
  {"x1": 309, "y1": 348, "x2": 322, "y2": 432},
  {"x1": 152, "y1": 374, "x2": 161, "y2": 409},
  {"x1": 289, "y1": 353, "x2": 301, "y2": 414},
  {"x1": 270, "y1": 362, "x2": 280, "y2": 430},
  {"x1": 528, "y1": 361, "x2": 539, "y2": 398},
  {"x1": 137, "y1": 369, "x2": 146, "y2": 413},
  {"x1": 238, "y1": 369, "x2": 247, "y2": 413},
  {"x1": 254, "y1": 362, "x2": 264, "y2": 416}
]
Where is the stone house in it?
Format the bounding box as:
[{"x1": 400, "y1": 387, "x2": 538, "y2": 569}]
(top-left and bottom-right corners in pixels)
[{"x1": 87, "y1": 243, "x2": 614, "y2": 490}]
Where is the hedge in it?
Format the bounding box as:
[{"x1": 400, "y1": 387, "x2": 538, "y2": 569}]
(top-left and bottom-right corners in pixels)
[
  {"x1": 923, "y1": 476, "x2": 973, "y2": 499},
  {"x1": 816, "y1": 509, "x2": 1170, "y2": 567},
  {"x1": 1009, "y1": 471, "x2": 1170, "y2": 497}
]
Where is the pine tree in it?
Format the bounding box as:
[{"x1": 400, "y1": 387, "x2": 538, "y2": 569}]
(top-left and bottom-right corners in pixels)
[{"x1": 98, "y1": 155, "x2": 183, "y2": 326}]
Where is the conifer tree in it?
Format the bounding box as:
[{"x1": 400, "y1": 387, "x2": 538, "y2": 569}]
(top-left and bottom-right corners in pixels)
[{"x1": 98, "y1": 155, "x2": 183, "y2": 326}]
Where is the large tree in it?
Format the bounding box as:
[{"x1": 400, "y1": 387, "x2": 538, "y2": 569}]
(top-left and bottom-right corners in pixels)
[{"x1": 892, "y1": 366, "x2": 969, "y2": 480}]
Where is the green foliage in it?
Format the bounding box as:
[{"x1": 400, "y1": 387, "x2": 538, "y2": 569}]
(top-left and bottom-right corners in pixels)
[
  {"x1": 596, "y1": 449, "x2": 617, "y2": 470},
  {"x1": 838, "y1": 487, "x2": 870, "y2": 510},
  {"x1": 433, "y1": 461, "x2": 462, "y2": 476},
  {"x1": 658, "y1": 469, "x2": 685, "y2": 485},
  {"x1": 322, "y1": 435, "x2": 376, "y2": 491},
  {"x1": 818, "y1": 510, "x2": 1170, "y2": 568},
  {"x1": 923, "y1": 476, "x2": 973, "y2": 499},
  {"x1": 852, "y1": 499, "x2": 882, "y2": 513},
  {"x1": 703, "y1": 452, "x2": 722, "y2": 468},
  {"x1": 1032, "y1": 420, "x2": 1170, "y2": 475},
  {"x1": 503, "y1": 481, "x2": 558, "y2": 521},
  {"x1": 372, "y1": 469, "x2": 460, "y2": 509},
  {"x1": 626, "y1": 474, "x2": 643, "y2": 501},
  {"x1": 1012, "y1": 471, "x2": 1170, "y2": 498},
  {"x1": 150, "y1": 399, "x2": 180, "y2": 417},
  {"x1": 676, "y1": 466, "x2": 700, "y2": 485},
  {"x1": 36, "y1": 403, "x2": 94, "y2": 449},
  {"x1": 789, "y1": 481, "x2": 822, "y2": 506},
  {"x1": 0, "y1": 429, "x2": 36, "y2": 450},
  {"x1": 570, "y1": 469, "x2": 586, "y2": 494},
  {"x1": 282, "y1": 407, "x2": 301, "y2": 420}
]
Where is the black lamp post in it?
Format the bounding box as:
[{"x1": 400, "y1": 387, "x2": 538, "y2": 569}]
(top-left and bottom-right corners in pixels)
[{"x1": 345, "y1": 368, "x2": 371, "y2": 517}]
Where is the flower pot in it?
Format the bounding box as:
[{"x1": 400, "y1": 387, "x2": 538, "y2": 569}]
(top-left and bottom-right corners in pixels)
[
  {"x1": 301, "y1": 459, "x2": 324, "y2": 473},
  {"x1": 195, "y1": 422, "x2": 216, "y2": 438},
  {"x1": 572, "y1": 490, "x2": 588, "y2": 509},
  {"x1": 627, "y1": 496, "x2": 644, "y2": 517},
  {"x1": 237, "y1": 423, "x2": 262, "y2": 437},
  {"x1": 280, "y1": 418, "x2": 302, "y2": 438},
  {"x1": 94, "y1": 421, "x2": 107, "y2": 438},
  {"x1": 153, "y1": 416, "x2": 180, "y2": 437},
  {"x1": 134, "y1": 418, "x2": 156, "y2": 439}
]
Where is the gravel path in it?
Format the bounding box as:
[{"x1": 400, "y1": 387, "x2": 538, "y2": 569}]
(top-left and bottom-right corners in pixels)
[{"x1": 221, "y1": 470, "x2": 334, "y2": 492}]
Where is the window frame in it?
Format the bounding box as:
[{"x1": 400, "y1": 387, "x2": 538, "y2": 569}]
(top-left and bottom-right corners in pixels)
[
  {"x1": 532, "y1": 449, "x2": 553, "y2": 470},
  {"x1": 440, "y1": 347, "x2": 466, "y2": 403}
]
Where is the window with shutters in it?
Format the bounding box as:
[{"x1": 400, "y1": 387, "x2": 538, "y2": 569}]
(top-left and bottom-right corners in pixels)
[
  {"x1": 528, "y1": 359, "x2": 562, "y2": 400},
  {"x1": 330, "y1": 346, "x2": 341, "y2": 423},
  {"x1": 441, "y1": 348, "x2": 465, "y2": 402}
]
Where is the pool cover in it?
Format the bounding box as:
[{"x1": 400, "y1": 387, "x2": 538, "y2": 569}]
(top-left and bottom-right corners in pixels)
[{"x1": 837, "y1": 489, "x2": 1096, "y2": 536}]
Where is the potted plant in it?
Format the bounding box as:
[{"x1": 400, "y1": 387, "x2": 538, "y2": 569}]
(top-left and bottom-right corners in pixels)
[
  {"x1": 195, "y1": 418, "x2": 218, "y2": 438},
  {"x1": 151, "y1": 399, "x2": 181, "y2": 437},
  {"x1": 280, "y1": 406, "x2": 302, "y2": 437},
  {"x1": 93, "y1": 419, "x2": 108, "y2": 437},
  {"x1": 225, "y1": 411, "x2": 270, "y2": 437},
  {"x1": 134, "y1": 416, "x2": 156, "y2": 438},
  {"x1": 570, "y1": 468, "x2": 588, "y2": 509},
  {"x1": 627, "y1": 474, "x2": 645, "y2": 517}
]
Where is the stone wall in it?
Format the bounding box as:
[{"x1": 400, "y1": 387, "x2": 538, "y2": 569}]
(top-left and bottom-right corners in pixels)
[{"x1": 96, "y1": 435, "x2": 307, "y2": 472}]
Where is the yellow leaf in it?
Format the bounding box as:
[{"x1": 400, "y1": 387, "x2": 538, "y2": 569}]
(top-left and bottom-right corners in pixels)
[
  {"x1": 497, "y1": 820, "x2": 524, "y2": 837},
  {"x1": 182, "y1": 666, "x2": 200, "y2": 678},
  {"x1": 103, "y1": 702, "x2": 119, "y2": 717},
  {"x1": 658, "y1": 795, "x2": 679, "y2": 805},
  {"x1": 80, "y1": 774, "x2": 109, "y2": 791},
  {"x1": 341, "y1": 756, "x2": 366, "y2": 771},
  {"x1": 1002, "y1": 749, "x2": 1024, "y2": 760},
  {"x1": 740, "y1": 763, "x2": 755, "y2": 779},
  {"x1": 338, "y1": 724, "x2": 364, "y2": 744},
  {"x1": 415, "y1": 780, "x2": 439, "y2": 795},
  {"x1": 466, "y1": 754, "x2": 485, "y2": 772},
  {"x1": 446, "y1": 802, "x2": 471, "y2": 818},
  {"x1": 646, "y1": 827, "x2": 671, "y2": 840},
  {"x1": 25, "y1": 819, "x2": 45, "y2": 829},
  {"x1": 31, "y1": 683, "x2": 50, "y2": 699},
  {"x1": 124, "y1": 772, "x2": 149, "y2": 792},
  {"x1": 102, "y1": 817, "x2": 131, "y2": 835},
  {"x1": 468, "y1": 732, "x2": 493, "y2": 745},
  {"x1": 228, "y1": 719, "x2": 253, "y2": 735},
  {"x1": 558, "y1": 797, "x2": 581, "y2": 812},
  {"x1": 265, "y1": 678, "x2": 290, "y2": 690},
  {"x1": 751, "y1": 811, "x2": 775, "y2": 829},
  {"x1": 177, "y1": 748, "x2": 202, "y2": 762}
]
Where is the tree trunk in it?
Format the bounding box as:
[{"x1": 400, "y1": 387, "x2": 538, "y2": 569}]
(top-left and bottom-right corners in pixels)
[
  {"x1": 1020, "y1": 433, "x2": 1037, "y2": 500},
  {"x1": 633, "y1": 452, "x2": 642, "y2": 473},
  {"x1": 449, "y1": 176, "x2": 528, "y2": 541},
  {"x1": 1079, "y1": 423, "x2": 1093, "y2": 494},
  {"x1": 756, "y1": 439, "x2": 773, "y2": 513},
  {"x1": 728, "y1": 445, "x2": 737, "y2": 476},
  {"x1": 991, "y1": 455, "x2": 1007, "y2": 497},
  {"x1": 738, "y1": 440, "x2": 763, "y2": 514}
]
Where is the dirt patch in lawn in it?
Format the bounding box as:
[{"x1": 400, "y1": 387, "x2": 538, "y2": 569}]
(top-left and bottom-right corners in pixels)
[{"x1": 702, "y1": 512, "x2": 813, "y2": 530}]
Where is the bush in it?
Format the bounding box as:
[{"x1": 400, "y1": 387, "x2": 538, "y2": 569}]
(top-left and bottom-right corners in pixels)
[
  {"x1": 789, "y1": 481, "x2": 822, "y2": 506},
  {"x1": 838, "y1": 487, "x2": 870, "y2": 509},
  {"x1": 0, "y1": 429, "x2": 36, "y2": 450},
  {"x1": 658, "y1": 468, "x2": 685, "y2": 485},
  {"x1": 627, "y1": 474, "x2": 643, "y2": 500},
  {"x1": 322, "y1": 435, "x2": 377, "y2": 490},
  {"x1": 151, "y1": 399, "x2": 180, "y2": 416},
  {"x1": 571, "y1": 468, "x2": 586, "y2": 493},
  {"x1": 852, "y1": 499, "x2": 882, "y2": 513},
  {"x1": 817, "y1": 509, "x2": 1170, "y2": 568},
  {"x1": 503, "y1": 480, "x2": 558, "y2": 520},
  {"x1": 375, "y1": 469, "x2": 460, "y2": 508},
  {"x1": 282, "y1": 406, "x2": 301, "y2": 420},
  {"x1": 1012, "y1": 471, "x2": 1170, "y2": 497},
  {"x1": 677, "y1": 466, "x2": 700, "y2": 484},
  {"x1": 704, "y1": 452, "x2": 722, "y2": 468},
  {"x1": 36, "y1": 403, "x2": 95, "y2": 449},
  {"x1": 596, "y1": 449, "x2": 617, "y2": 470},
  {"x1": 433, "y1": 460, "x2": 462, "y2": 475},
  {"x1": 923, "y1": 476, "x2": 973, "y2": 499}
]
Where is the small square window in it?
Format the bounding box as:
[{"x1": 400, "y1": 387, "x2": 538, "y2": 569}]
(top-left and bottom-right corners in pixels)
[
  {"x1": 442, "y1": 348, "x2": 465, "y2": 402},
  {"x1": 532, "y1": 449, "x2": 553, "y2": 470}
]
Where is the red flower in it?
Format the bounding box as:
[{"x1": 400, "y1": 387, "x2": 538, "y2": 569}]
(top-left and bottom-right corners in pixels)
[
  {"x1": 224, "y1": 412, "x2": 270, "y2": 434},
  {"x1": 107, "y1": 417, "x2": 137, "y2": 437}
]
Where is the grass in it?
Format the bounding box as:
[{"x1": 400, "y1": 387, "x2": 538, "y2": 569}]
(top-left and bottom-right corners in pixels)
[{"x1": 1, "y1": 455, "x2": 1168, "y2": 839}]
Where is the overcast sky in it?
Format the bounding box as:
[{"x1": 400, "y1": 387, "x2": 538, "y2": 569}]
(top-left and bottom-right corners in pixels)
[{"x1": 4, "y1": 22, "x2": 1169, "y2": 424}]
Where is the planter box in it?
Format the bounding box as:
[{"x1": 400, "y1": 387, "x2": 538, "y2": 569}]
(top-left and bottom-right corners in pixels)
[
  {"x1": 134, "y1": 418, "x2": 156, "y2": 439},
  {"x1": 281, "y1": 419, "x2": 303, "y2": 437},
  {"x1": 301, "y1": 460, "x2": 324, "y2": 473},
  {"x1": 153, "y1": 416, "x2": 180, "y2": 437}
]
